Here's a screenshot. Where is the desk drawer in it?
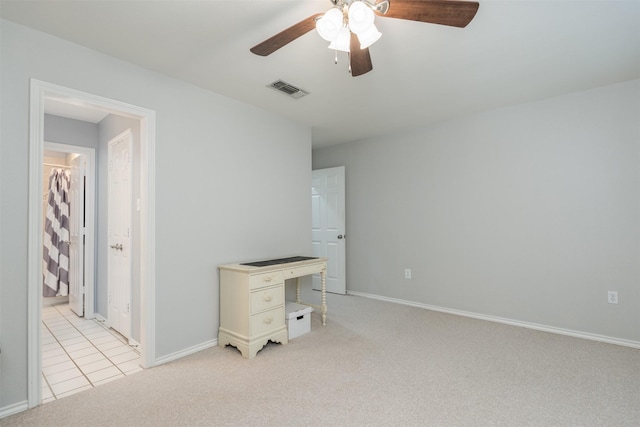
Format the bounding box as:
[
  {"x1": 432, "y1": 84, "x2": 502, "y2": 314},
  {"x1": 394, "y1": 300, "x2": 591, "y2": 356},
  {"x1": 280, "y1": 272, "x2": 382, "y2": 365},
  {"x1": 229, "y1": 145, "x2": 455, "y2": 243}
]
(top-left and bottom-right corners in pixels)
[
  {"x1": 250, "y1": 285, "x2": 284, "y2": 314},
  {"x1": 284, "y1": 264, "x2": 323, "y2": 279},
  {"x1": 250, "y1": 271, "x2": 283, "y2": 290},
  {"x1": 251, "y1": 306, "x2": 285, "y2": 335}
]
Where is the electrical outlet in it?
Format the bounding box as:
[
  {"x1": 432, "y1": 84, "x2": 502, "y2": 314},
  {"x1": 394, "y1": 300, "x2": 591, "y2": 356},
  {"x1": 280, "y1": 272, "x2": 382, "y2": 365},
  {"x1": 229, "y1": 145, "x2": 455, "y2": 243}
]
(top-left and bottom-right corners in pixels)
[
  {"x1": 404, "y1": 269, "x2": 412, "y2": 279},
  {"x1": 607, "y1": 291, "x2": 618, "y2": 304}
]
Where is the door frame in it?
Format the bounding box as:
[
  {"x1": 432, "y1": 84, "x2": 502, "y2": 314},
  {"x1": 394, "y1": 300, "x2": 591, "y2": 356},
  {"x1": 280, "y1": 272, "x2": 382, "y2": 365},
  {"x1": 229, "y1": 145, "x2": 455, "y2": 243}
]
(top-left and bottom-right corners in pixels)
[
  {"x1": 27, "y1": 79, "x2": 157, "y2": 408},
  {"x1": 43, "y1": 141, "x2": 96, "y2": 319}
]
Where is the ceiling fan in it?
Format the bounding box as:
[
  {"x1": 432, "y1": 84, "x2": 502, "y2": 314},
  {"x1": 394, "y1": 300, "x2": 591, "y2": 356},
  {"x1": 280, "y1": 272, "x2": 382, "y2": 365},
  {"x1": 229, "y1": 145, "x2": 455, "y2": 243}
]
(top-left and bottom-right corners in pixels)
[{"x1": 250, "y1": 0, "x2": 480, "y2": 77}]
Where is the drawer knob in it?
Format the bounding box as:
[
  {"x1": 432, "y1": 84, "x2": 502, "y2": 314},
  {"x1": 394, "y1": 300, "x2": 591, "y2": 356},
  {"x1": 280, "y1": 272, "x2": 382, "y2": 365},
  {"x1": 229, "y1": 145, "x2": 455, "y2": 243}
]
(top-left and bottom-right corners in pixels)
[
  {"x1": 263, "y1": 295, "x2": 273, "y2": 302},
  {"x1": 263, "y1": 317, "x2": 273, "y2": 324}
]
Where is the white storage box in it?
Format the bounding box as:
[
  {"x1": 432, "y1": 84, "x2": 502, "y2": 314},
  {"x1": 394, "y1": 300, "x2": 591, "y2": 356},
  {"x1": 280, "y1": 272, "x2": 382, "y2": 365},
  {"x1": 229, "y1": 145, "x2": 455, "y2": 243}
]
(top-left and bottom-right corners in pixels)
[{"x1": 285, "y1": 302, "x2": 313, "y2": 339}]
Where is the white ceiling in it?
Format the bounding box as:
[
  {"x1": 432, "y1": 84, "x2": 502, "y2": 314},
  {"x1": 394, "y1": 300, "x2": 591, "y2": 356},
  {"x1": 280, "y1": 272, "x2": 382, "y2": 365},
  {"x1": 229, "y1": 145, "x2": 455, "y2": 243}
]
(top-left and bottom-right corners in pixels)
[
  {"x1": 44, "y1": 98, "x2": 110, "y2": 123},
  {"x1": 2, "y1": 0, "x2": 639, "y2": 148}
]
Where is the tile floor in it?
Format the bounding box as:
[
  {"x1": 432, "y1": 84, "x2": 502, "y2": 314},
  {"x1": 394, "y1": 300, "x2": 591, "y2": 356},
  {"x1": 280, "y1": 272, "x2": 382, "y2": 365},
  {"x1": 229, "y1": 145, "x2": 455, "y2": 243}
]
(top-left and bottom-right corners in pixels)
[{"x1": 41, "y1": 303, "x2": 142, "y2": 403}]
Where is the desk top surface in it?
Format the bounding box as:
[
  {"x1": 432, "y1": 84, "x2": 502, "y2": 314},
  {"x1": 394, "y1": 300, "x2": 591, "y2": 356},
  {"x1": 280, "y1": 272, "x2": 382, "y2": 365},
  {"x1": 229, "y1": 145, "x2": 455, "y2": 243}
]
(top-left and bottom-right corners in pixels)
[
  {"x1": 219, "y1": 256, "x2": 327, "y2": 273},
  {"x1": 241, "y1": 256, "x2": 317, "y2": 267}
]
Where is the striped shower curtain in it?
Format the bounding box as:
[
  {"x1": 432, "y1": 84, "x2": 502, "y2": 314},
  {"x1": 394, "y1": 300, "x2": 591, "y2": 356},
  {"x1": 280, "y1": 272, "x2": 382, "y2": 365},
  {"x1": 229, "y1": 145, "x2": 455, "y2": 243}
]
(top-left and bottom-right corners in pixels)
[{"x1": 43, "y1": 168, "x2": 71, "y2": 297}]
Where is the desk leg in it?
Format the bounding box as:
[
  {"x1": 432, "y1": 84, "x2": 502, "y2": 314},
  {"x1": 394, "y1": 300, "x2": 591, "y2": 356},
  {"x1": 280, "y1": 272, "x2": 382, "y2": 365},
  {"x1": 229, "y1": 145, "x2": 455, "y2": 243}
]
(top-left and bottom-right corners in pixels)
[
  {"x1": 321, "y1": 268, "x2": 327, "y2": 325},
  {"x1": 296, "y1": 277, "x2": 301, "y2": 304}
]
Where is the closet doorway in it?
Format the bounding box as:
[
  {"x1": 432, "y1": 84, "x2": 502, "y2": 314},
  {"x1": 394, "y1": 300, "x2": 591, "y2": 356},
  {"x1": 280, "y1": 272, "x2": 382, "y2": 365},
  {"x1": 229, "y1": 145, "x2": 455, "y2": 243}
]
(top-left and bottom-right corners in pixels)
[{"x1": 42, "y1": 142, "x2": 96, "y2": 319}]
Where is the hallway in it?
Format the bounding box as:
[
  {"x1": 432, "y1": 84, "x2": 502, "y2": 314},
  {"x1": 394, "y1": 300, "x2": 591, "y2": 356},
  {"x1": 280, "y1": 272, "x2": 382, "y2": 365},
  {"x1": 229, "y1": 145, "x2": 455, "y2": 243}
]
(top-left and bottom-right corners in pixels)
[{"x1": 41, "y1": 303, "x2": 142, "y2": 403}]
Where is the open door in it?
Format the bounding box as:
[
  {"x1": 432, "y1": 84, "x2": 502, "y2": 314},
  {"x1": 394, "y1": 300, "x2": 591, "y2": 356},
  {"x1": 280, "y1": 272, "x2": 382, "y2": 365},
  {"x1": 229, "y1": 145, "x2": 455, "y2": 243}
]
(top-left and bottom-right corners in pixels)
[
  {"x1": 68, "y1": 153, "x2": 85, "y2": 316},
  {"x1": 107, "y1": 130, "x2": 133, "y2": 339}
]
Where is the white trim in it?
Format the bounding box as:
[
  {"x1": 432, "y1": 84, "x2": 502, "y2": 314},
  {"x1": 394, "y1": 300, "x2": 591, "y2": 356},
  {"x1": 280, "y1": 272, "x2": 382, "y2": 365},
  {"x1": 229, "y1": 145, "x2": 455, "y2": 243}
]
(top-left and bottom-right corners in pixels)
[
  {"x1": 154, "y1": 339, "x2": 218, "y2": 367},
  {"x1": 348, "y1": 290, "x2": 640, "y2": 350},
  {"x1": 27, "y1": 83, "x2": 45, "y2": 408},
  {"x1": 44, "y1": 141, "x2": 96, "y2": 320},
  {"x1": 0, "y1": 401, "x2": 29, "y2": 419},
  {"x1": 139, "y1": 112, "x2": 156, "y2": 370},
  {"x1": 28, "y1": 79, "x2": 157, "y2": 409}
]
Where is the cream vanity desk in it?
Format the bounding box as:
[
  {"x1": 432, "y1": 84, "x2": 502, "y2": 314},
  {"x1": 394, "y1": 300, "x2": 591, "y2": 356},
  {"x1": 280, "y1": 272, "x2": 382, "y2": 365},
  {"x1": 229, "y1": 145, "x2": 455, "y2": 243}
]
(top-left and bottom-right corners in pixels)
[{"x1": 218, "y1": 256, "x2": 328, "y2": 358}]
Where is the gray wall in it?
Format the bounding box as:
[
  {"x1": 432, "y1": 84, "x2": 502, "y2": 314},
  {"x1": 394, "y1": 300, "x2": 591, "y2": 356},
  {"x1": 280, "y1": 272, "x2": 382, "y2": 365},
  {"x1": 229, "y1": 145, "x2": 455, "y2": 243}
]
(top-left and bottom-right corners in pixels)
[
  {"x1": 1, "y1": 19, "x2": 312, "y2": 410},
  {"x1": 44, "y1": 114, "x2": 99, "y2": 148},
  {"x1": 313, "y1": 79, "x2": 640, "y2": 343}
]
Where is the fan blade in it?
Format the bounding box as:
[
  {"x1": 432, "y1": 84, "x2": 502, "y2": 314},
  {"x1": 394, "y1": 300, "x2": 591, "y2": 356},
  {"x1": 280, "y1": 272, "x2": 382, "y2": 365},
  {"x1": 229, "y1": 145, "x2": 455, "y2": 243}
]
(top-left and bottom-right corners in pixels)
[
  {"x1": 250, "y1": 13, "x2": 323, "y2": 56},
  {"x1": 380, "y1": 0, "x2": 479, "y2": 28},
  {"x1": 350, "y1": 32, "x2": 373, "y2": 77}
]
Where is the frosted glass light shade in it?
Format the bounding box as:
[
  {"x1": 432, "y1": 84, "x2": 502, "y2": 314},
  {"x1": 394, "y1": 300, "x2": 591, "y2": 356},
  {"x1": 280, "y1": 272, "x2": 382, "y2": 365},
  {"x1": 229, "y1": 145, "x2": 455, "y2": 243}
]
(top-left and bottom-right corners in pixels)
[
  {"x1": 357, "y1": 24, "x2": 381, "y2": 49},
  {"x1": 316, "y1": 8, "x2": 343, "y2": 42},
  {"x1": 348, "y1": 1, "x2": 375, "y2": 34},
  {"x1": 328, "y1": 26, "x2": 351, "y2": 52}
]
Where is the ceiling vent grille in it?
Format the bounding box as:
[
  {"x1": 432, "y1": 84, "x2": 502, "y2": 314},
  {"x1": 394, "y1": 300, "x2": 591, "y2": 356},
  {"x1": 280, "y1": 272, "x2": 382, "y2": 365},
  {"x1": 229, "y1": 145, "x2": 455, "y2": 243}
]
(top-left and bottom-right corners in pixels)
[{"x1": 268, "y1": 80, "x2": 309, "y2": 99}]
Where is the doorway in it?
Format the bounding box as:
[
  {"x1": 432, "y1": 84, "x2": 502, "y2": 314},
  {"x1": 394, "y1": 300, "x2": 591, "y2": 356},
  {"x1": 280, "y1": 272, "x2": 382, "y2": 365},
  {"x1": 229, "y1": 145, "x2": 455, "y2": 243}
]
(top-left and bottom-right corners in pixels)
[
  {"x1": 28, "y1": 79, "x2": 157, "y2": 408},
  {"x1": 41, "y1": 144, "x2": 135, "y2": 403},
  {"x1": 42, "y1": 142, "x2": 96, "y2": 319},
  {"x1": 311, "y1": 166, "x2": 346, "y2": 294}
]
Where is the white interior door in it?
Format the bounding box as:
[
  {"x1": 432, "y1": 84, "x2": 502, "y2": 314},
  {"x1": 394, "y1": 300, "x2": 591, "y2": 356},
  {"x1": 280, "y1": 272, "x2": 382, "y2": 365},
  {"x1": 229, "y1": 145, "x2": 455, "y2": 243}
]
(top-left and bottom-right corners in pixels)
[
  {"x1": 68, "y1": 154, "x2": 85, "y2": 316},
  {"x1": 108, "y1": 130, "x2": 132, "y2": 339},
  {"x1": 312, "y1": 166, "x2": 346, "y2": 294}
]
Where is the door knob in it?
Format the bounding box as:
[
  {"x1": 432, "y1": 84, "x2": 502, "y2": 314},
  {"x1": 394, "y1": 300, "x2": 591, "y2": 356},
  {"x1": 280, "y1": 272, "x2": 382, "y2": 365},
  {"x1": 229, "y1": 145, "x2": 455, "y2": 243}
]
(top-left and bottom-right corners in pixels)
[{"x1": 338, "y1": 234, "x2": 344, "y2": 239}]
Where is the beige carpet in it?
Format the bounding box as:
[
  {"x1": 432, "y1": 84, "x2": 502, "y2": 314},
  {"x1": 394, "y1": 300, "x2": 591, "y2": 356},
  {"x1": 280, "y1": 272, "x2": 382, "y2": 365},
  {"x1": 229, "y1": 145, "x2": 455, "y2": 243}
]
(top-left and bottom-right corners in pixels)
[{"x1": 5, "y1": 292, "x2": 640, "y2": 426}]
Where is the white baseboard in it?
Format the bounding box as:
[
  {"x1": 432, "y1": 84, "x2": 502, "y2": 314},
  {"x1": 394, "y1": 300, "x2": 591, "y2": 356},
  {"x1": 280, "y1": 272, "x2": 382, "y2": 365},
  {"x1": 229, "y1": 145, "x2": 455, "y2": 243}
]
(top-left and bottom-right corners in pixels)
[
  {"x1": 0, "y1": 400, "x2": 28, "y2": 419},
  {"x1": 154, "y1": 339, "x2": 218, "y2": 367},
  {"x1": 348, "y1": 290, "x2": 640, "y2": 349}
]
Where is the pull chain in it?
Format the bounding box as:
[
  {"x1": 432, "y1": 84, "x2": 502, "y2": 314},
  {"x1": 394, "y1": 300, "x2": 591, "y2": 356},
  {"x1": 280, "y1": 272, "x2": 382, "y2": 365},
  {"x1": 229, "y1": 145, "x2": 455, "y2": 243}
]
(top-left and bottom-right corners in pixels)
[{"x1": 334, "y1": 50, "x2": 352, "y2": 74}]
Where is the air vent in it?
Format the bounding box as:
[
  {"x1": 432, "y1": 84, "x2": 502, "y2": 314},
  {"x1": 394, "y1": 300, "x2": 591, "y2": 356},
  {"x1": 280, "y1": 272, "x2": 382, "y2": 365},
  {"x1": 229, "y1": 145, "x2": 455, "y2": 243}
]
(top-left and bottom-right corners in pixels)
[{"x1": 268, "y1": 80, "x2": 309, "y2": 99}]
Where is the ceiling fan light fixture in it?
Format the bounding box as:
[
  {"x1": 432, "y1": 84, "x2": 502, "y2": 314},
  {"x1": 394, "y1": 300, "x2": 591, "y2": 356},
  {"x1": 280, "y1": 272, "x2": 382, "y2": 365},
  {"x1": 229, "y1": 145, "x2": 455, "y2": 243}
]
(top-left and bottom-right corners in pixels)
[
  {"x1": 316, "y1": 8, "x2": 343, "y2": 41},
  {"x1": 251, "y1": 0, "x2": 479, "y2": 77},
  {"x1": 372, "y1": 0, "x2": 390, "y2": 15},
  {"x1": 328, "y1": 26, "x2": 351, "y2": 52},
  {"x1": 347, "y1": 1, "x2": 375, "y2": 34},
  {"x1": 357, "y1": 24, "x2": 381, "y2": 49}
]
